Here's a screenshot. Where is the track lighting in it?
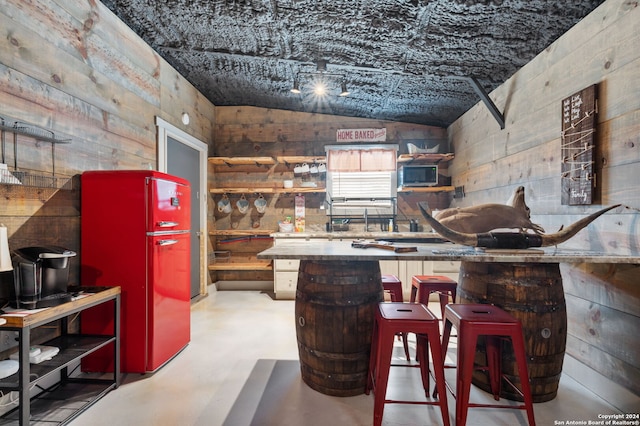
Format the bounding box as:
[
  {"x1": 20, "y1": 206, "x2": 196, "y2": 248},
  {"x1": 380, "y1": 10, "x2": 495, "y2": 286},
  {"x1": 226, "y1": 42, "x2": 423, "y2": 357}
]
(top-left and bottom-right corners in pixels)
[
  {"x1": 290, "y1": 60, "x2": 350, "y2": 97},
  {"x1": 339, "y1": 82, "x2": 350, "y2": 97},
  {"x1": 290, "y1": 80, "x2": 301, "y2": 94}
]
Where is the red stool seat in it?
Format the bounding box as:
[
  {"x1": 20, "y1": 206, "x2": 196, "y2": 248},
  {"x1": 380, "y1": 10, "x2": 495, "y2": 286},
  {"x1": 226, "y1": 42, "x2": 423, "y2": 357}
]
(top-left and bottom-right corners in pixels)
[
  {"x1": 441, "y1": 303, "x2": 536, "y2": 426},
  {"x1": 410, "y1": 275, "x2": 458, "y2": 319},
  {"x1": 381, "y1": 274, "x2": 410, "y2": 361},
  {"x1": 366, "y1": 302, "x2": 450, "y2": 426}
]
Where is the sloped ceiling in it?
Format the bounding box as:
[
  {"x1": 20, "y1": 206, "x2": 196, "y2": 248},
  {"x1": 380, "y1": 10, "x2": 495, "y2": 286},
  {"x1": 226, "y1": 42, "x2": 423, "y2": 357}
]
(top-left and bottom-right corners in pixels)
[{"x1": 102, "y1": 0, "x2": 605, "y2": 127}]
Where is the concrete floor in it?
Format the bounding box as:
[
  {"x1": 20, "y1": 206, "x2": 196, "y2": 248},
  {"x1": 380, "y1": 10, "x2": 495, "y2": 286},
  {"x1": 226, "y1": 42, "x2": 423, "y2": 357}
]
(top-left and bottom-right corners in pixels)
[{"x1": 68, "y1": 288, "x2": 637, "y2": 426}]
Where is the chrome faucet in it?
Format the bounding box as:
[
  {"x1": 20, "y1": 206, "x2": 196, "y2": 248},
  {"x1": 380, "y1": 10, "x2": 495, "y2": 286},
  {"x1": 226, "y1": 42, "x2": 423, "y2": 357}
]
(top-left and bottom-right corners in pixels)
[{"x1": 364, "y1": 208, "x2": 368, "y2": 232}]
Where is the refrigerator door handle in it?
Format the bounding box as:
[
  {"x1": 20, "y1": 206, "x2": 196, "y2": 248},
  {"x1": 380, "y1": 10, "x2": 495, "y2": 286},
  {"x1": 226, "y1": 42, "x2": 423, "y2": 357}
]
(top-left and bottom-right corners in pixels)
[
  {"x1": 157, "y1": 239, "x2": 179, "y2": 246},
  {"x1": 157, "y1": 221, "x2": 179, "y2": 227}
]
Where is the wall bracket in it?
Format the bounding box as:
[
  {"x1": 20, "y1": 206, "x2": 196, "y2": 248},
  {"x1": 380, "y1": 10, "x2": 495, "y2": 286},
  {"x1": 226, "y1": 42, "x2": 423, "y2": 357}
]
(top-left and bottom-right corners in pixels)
[{"x1": 453, "y1": 77, "x2": 505, "y2": 129}]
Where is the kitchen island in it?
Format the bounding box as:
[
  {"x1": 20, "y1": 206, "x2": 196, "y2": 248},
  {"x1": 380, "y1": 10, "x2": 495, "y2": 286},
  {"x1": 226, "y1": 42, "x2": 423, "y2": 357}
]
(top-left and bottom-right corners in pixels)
[{"x1": 258, "y1": 240, "x2": 639, "y2": 399}]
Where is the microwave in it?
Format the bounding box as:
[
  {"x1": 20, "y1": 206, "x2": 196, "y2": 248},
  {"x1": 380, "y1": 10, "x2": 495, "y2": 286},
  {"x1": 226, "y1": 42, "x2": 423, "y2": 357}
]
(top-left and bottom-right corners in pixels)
[{"x1": 398, "y1": 164, "x2": 438, "y2": 187}]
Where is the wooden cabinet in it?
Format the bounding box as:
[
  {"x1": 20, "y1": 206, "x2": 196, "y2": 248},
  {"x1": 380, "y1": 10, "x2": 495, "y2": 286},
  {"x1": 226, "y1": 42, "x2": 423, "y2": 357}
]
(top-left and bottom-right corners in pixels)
[
  {"x1": 0, "y1": 286, "x2": 120, "y2": 425},
  {"x1": 273, "y1": 260, "x2": 299, "y2": 299},
  {"x1": 272, "y1": 238, "x2": 334, "y2": 300}
]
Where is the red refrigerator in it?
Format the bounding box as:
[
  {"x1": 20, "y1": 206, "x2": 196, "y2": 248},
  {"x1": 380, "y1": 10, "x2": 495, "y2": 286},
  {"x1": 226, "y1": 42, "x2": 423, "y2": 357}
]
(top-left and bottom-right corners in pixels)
[{"x1": 80, "y1": 170, "x2": 191, "y2": 373}]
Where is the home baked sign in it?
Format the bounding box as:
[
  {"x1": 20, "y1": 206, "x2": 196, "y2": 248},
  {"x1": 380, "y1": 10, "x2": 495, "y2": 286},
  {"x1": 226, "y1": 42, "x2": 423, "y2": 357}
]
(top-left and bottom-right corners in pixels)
[{"x1": 336, "y1": 128, "x2": 386, "y2": 143}]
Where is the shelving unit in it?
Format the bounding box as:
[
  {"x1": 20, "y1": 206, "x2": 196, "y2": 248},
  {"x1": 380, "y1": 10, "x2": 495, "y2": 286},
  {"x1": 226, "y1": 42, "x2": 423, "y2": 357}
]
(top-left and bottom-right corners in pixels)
[
  {"x1": 398, "y1": 186, "x2": 455, "y2": 193},
  {"x1": 208, "y1": 155, "x2": 326, "y2": 279},
  {"x1": 0, "y1": 114, "x2": 74, "y2": 190},
  {"x1": 208, "y1": 230, "x2": 274, "y2": 271},
  {"x1": 208, "y1": 155, "x2": 325, "y2": 167},
  {"x1": 397, "y1": 153, "x2": 455, "y2": 164},
  {"x1": 0, "y1": 286, "x2": 120, "y2": 425},
  {"x1": 209, "y1": 187, "x2": 324, "y2": 194},
  {"x1": 207, "y1": 152, "x2": 455, "y2": 284},
  {"x1": 207, "y1": 157, "x2": 275, "y2": 166},
  {"x1": 397, "y1": 152, "x2": 455, "y2": 193}
]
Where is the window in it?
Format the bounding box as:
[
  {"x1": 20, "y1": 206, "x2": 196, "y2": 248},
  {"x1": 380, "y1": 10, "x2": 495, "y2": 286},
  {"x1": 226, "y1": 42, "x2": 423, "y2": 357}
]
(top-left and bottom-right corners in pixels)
[{"x1": 325, "y1": 145, "x2": 398, "y2": 216}]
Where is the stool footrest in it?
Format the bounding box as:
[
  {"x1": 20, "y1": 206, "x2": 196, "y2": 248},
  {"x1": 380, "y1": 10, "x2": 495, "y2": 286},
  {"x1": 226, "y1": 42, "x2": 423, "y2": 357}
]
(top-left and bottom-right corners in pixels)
[
  {"x1": 384, "y1": 399, "x2": 445, "y2": 406},
  {"x1": 467, "y1": 403, "x2": 530, "y2": 410}
]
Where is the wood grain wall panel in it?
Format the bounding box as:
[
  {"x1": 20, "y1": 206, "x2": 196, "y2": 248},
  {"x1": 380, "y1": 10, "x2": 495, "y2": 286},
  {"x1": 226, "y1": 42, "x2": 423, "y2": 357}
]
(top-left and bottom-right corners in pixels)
[
  {"x1": 567, "y1": 334, "x2": 640, "y2": 396},
  {"x1": 214, "y1": 106, "x2": 446, "y2": 147},
  {"x1": 0, "y1": 63, "x2": 158, "y2": 156},
  {"x1": 0, "y1": 14, "x2": 160, "y2": 125},
  {"x1": 212, "y1": 106, "x2": 450, "y2": 239},
  {"x1": 0, "y1": 0, "x2": 215, "y2": 300},
  {"x1": 565, "y1": 294, "x2": 640, "y2": 394},
  {"x1": 449, "y1": 0, "x2": 639, "y2": 394},
  {"x1": 598, "y1": 110, "x2": 640, "y2": 166}
]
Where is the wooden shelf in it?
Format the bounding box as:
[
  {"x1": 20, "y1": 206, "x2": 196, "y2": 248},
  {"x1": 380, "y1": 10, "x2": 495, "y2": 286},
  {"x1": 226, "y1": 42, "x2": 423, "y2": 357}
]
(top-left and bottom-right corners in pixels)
[
  {"x1": 398, "y1": 186, "x2": 455, "y2": 193},
  {"x1": 208, "y1": 156, "x2": 326, "y2": 167},
  {"x1": 208, "y1": 261, "x2": 272, "y2": 271},
  {"x1": 208, "y1": 157, "x2": 276, "y2": 166},
  {"x1": 210, "y1": 187, "x2": 325, "y2": 194},
  {"x1": 276, "y1": 156, "x2": 326, "y2": 165},
  {"x1": 397, "y1": 153, "x2": 455, "y2": 164},
  {"x1": 210, "y1": 186, "x2": 450, "y2": 194},
  {"x1": 210, "y1": 230, "x2": 273, "y2": 236}
]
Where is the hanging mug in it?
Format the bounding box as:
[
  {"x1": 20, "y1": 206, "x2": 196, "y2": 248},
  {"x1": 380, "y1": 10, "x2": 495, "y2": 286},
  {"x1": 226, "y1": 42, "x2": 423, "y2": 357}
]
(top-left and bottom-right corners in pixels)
[
  {"x1": 254, "y1": 194, "x2": 267, "y2": 214},
  {"x1": 309, "y1": 163, "x2": 319, "y2": 174},
  {"x1": 236, "y1": 194, "x2": 249, "y2": 214},
  {"x1": 217, "y1": 194, "x2": 232, "y2": 214},
  {"x1": 317, "y1": 163, "x2": 327, "y2": 173}
]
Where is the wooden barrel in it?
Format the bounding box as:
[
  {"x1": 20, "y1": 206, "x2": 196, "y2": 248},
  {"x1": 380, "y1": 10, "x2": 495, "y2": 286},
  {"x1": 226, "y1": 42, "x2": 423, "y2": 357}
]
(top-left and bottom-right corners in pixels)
[
  {"x1": 457, "y1": 261, "x2": 567, "y2": 403},
  {"x1": 295, "y1": 260, "x2": 383, "y2": 397}
]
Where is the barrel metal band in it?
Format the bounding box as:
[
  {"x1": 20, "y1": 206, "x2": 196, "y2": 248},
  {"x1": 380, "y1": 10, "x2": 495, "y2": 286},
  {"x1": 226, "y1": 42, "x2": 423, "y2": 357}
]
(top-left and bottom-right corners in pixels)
[
  {"x1": 458, "y1": 289, "x2": 565, "y2": 314},
  {"x1": 298, "y1": 271, "x2": 377, "y2": 285},
  {"x1": 299, "y1": 342, "x2": 368, "y2": 362},
  {"x1": 296, "y1": 289, "x2": 382, "y2": 306}
]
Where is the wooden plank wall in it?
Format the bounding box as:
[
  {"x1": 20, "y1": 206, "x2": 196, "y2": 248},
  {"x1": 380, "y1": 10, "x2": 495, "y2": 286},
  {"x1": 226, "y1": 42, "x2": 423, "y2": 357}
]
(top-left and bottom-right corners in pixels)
[
  {"x1": 211, "y1": 106, "x2": 449, "y2": 281},
  {"x1": 447, "y1": 0, "x2": 639, "y2": 395},
  {"x1": 0, "y1": 0, "x2": 216, "y2": 301}
]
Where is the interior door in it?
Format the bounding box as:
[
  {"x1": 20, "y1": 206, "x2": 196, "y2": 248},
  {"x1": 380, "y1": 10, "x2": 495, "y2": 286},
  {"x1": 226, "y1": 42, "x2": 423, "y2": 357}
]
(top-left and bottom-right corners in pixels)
[{"x1": 167, "y1": 136, "x2": 201, "y2": 299}]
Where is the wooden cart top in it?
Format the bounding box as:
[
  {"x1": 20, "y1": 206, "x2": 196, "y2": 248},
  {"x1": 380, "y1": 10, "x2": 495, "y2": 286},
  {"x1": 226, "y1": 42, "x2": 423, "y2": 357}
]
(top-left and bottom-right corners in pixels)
[{"x1": 0, "y1": 286, "x2": 120, "y2": 328}]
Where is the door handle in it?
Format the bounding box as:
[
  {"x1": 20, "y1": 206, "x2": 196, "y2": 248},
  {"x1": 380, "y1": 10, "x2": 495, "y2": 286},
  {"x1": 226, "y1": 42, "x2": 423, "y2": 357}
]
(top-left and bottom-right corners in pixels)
[
  {"x1": 157, "y1": 239, "x2": 178, "y2": 246},
  {"x1": 157, "y1": 221, "x2": 179, "y2": 227}
]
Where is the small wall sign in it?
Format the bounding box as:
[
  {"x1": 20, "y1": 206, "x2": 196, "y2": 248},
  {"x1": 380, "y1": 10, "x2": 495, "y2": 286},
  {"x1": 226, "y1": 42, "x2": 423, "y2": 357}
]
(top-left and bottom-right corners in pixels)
[
  {"x1": 561, "y1": 84, "x2": 597, "y2": 205},
  {"x1": 336, "y1": 128, "x2": 386, "y2": 143}
]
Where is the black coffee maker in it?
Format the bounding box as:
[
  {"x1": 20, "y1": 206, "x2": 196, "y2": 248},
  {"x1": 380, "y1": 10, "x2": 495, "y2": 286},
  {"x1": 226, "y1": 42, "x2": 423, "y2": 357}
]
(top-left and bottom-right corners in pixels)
[{"x1": 12, "y1": 246, "x2": 76, "y2": 308}]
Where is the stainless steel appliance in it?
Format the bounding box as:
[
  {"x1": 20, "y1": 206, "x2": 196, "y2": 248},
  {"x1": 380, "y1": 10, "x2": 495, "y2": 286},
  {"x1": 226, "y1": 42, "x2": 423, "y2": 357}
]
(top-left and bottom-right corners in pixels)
[{"x1": 398, "y1": 164, "x2": 439, "y2": 187}]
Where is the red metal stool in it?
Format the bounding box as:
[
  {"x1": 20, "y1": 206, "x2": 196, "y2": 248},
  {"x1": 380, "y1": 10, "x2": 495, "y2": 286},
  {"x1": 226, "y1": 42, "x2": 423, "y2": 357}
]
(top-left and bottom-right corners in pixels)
[
  {"x1": 441, "y1": 303, "x2": 536, "y2": 426},
  {"x1": 366, "y1": 302, "x2": 450, "y2": 426},
  {"x1": 410, "y1": 275, "x2": 458, "y2": 319},
  {"x1": 381, "y1": 274, "x2": 410, "y2": 361}
]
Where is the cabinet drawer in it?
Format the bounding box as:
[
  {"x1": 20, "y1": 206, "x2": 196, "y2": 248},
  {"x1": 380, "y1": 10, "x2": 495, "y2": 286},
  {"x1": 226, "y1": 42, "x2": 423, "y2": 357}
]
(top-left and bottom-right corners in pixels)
[
  {"x1": 274, "y1": 259, "x2": 300, "y2": 271},
  {"x1": 275, "y1": 271, "x2": 299, "y2": 291},
  {"x1": 432, "y1": 260, "x2": 461, "y2": 273}
]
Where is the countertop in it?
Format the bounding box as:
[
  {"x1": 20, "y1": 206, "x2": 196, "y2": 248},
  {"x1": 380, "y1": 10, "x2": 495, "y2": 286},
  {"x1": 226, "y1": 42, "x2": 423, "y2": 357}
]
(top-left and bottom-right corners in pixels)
[
  {"x1": 258, "y1": 239, "x2": 640, "y2": 264},
  {"x1": 271, "y1": 231, "x2": 444, "y2": 241}
]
